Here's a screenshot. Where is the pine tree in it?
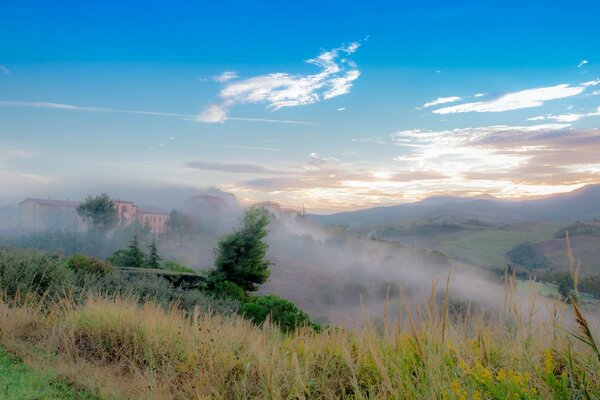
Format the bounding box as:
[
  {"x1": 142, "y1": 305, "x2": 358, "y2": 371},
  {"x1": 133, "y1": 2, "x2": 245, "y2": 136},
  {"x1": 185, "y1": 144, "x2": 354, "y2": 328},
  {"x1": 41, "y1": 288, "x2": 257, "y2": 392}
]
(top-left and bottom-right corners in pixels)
[
  {"x1": 147, "y1": 238, "x2": 161, "y2": 269},
  {"x1": 126, "y1": 235, "x2": 146, "y2": 268},
  {"x1": 209, "y1": 207, "x2": 272, "y2": 292}
]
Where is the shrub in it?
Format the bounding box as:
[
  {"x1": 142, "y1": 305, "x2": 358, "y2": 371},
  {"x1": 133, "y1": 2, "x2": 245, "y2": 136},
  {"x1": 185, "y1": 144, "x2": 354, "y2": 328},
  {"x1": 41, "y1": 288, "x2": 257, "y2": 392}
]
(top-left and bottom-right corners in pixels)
[
  {"x1": 67, "y1": 254, "x2": 113, "y2": 276},
  {"x1": 162, "y1": 260, "x2": 195, "y2": 274},
  {"x1": 239, "y1": 295, "x2": 318, "y2": 332},
  {"x1": 0, "y1": 247, "x2": 73, "y2": 300},
  {"x1": 210, "y1": 280, "x2": 248, "y2": 302}
]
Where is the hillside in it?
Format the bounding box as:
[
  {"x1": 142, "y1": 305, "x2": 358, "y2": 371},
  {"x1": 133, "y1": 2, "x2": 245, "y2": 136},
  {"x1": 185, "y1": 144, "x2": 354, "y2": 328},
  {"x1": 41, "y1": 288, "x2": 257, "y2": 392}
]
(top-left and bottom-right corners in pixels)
[{"x1": 311, "y1": 185, "x2": 600, "y2": 227}]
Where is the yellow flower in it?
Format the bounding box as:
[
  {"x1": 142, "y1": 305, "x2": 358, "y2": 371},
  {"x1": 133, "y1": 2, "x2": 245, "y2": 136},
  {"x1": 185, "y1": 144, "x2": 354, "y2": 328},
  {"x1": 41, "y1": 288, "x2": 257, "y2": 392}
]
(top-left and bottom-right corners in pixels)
[
  {"x1": 496, "y1": 368, "x2": 506, "y2": 381},
  {"x1": 544, "y1": 349, "x2": 554, "y2": 375}
]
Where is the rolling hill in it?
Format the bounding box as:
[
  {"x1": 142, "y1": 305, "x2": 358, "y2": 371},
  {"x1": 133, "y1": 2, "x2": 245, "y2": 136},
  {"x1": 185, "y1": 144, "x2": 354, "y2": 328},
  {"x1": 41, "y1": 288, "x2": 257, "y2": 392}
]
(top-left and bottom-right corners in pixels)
[{"x1": 310, "y1": 184, "x2": 600, "y2": 227}]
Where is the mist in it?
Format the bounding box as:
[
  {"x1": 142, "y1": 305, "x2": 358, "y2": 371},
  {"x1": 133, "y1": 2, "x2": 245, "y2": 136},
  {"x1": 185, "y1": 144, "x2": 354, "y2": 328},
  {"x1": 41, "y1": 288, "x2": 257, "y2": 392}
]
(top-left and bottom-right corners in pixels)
[{"x1": 1, "y1": 185, "x2": 595, "y2": 330}]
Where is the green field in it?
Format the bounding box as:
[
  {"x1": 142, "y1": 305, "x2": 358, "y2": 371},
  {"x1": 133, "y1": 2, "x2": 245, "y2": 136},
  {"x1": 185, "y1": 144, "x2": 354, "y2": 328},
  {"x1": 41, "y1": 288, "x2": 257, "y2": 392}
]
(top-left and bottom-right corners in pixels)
[
  {"x1": 420, "y1": 223, "x2": 558, "y2": 269},
  {"x1": 0, "y1": 348, "x2": 100, "y2": 400}
]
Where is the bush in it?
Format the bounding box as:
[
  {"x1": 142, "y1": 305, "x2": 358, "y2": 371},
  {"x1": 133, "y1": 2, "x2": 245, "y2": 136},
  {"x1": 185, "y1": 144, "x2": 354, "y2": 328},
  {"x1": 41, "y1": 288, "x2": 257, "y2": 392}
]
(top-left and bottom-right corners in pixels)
[
  {"x1": 162, "y1": 260, "x2": 196, "y2": 274},
  {"x1": 210, "y1": 280, "x2": 248, "y2": 302},
  {"x1": 506, "y1": 241, "x2": 549, "y2": 269},
  {"x1": 67, "y1": 254, "x2": 113, "y2": 276},
  {"x1": 0, "y1": 247, "x2": 73, "y2": 300},
  {"x1": 239, "y1": 295, "x2": 318, "y2": 332}
]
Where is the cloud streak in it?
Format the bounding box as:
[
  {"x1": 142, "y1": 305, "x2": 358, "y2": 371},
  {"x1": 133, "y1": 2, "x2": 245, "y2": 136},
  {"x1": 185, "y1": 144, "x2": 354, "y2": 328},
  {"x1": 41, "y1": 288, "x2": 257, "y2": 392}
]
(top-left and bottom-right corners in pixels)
[
  {"x1": 197, "y1": 42, "x2": 362, "y2": 123},
  {"x1": 0, "y1": 100, "x2": 315, "y2": 125},
  {"x1": 528, "y1": 106, "x2": 600, "y2": 123},
  {"x1": 0, "y1": 65, "x2": 10, "y2": 75},
  {"x1": 419, "y1": 96, "x2": 461, "y2": 109},
  {"x1": 184, "y1": 161, "x2": 285, "y2": 174},
  {"x1": 432, "y1": 81, "x2": 599, "y2": 114}
]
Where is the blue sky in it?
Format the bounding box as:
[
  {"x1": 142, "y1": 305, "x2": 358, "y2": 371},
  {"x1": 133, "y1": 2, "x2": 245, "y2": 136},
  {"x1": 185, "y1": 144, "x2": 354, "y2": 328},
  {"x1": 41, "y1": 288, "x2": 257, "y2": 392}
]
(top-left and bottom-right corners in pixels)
[{"x1": 1, "y1": 1, "x2": 600, "y2": 212}]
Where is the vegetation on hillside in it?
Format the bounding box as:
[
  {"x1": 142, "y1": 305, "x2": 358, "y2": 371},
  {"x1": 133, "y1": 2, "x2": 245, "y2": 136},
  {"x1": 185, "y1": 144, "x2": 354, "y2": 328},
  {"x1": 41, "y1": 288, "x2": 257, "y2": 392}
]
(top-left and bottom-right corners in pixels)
[
  {"x1": 506, "y1": 241, "x2": 550, "y2": 270},
  {"x1": 0, "y1": 348, "x2": 101, "y2": 399},
  {"x1": 0, "y1": 276, "x2": 598, "y2": 399}
]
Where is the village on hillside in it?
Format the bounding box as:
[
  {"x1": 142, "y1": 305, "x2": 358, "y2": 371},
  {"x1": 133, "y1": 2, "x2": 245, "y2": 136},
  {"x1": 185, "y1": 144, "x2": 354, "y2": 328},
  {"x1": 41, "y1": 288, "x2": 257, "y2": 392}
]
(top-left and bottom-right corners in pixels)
[{"x1": 14, "y1": 196, "x2": 304, "y2": 235}]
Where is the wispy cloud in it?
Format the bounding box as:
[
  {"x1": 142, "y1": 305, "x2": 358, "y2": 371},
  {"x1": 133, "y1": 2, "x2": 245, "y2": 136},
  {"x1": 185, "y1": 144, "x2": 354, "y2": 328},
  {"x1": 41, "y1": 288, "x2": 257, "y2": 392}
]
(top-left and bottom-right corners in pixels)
[
  {"x1": 432, "y1": 81, "x2": 599, "y2": 114},
  {"x1": 212, "y1": 71, "x2": 238, "y2": 82},
  {"x1": 419, "y1": 96, "x2": 461, "y2": 109},
  {"x1": 0, "y1": 65, "x2": 10, "y2": 75},
  {"x1": 184, "y1": 161, "x2": 285, "y2": 174},
  {"x1": 0, "y1": 100, "x2": 315, "y2": 125},
  {"x1": 386, "y1": 124, "x2": 600, "y2": 198},
  {"x1": 577, "y1": 59, "x2": 589, "y2": 68},
  {"x1": 197, "y1": 42, "x2": 362, "y2": 123},
  {"x1": 528, "y1": 106, "x2": 600, "y2": 123}
]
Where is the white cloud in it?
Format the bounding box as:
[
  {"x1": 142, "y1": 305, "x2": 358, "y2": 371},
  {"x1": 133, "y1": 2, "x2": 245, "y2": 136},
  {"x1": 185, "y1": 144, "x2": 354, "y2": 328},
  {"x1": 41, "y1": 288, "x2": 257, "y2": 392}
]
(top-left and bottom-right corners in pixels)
[
  {"x1": 0, "y1": 65, "x2": 10, "y2": 75},
  {"x1": 419, "y1": 96, "x2": 461, "y2": 109},
  {"x1": 197, "y1": 42, "x2": 362, "y2": 123},
  {"x1": 528, "y1": 106, "x2": 600, "y2": 123},
  {"x1": 337, "y1": 107, "x2": 346, "y2": 111},
  {"x1": 212, "y1": 71, "x2": 238, "y2": 82},
  {"x1": 196, "y1": 104, "x2": 227, "y2": 123},
  {"x1": 577, "y1": 59, "x2": 589, "y2": 68},
  {"x1": 474, "y1": 93, "x2": 485, "y2": 97},
  {"x1": 432, "y1": 82, "x2": 595, "y2": 114},
  {"x1": 391, "y1": 124, "x2": 570, "y2": 175}
]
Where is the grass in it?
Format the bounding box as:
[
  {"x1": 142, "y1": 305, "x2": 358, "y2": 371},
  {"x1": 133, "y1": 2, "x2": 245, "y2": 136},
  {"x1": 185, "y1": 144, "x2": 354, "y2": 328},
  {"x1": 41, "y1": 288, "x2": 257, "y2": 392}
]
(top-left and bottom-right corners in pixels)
[
  {"x1": 0, "y1": 347, "x2": 101, "y2": 399},
  {"x1": 437, "y1": 224, "x2": 557, "y2": 268},
  {"x1": 1, "y1": 289, "x2": 599, "y2": 399},
  {"x1": 515, "y1": 280, "x2": 598, "y2": 303}
]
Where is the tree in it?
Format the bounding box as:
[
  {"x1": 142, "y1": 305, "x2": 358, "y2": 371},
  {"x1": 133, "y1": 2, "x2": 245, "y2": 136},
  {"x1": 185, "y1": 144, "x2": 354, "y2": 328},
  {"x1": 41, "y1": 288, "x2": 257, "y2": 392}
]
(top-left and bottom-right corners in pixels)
[
  {"x1": 77, "y1": 193, "x2": 118, "y2": 233},
  {"x1": 147, "y1": 238, "x2": 161, "y2": 269},
  {"x1": 208, "y1": 207, "x2": 272, "y2": 292},
  {"x1": 110, "y1": 235, "x2": 146, "y2": 268},
  {"x1": 558, "y1": 274, "x2": 576, "y2": 302},
  {"x1": 506, "y1": 241, "x2": 549, "y2": 269},
  {"x1": 167, "y1": 210, "x2": 195, "y2": 242}
]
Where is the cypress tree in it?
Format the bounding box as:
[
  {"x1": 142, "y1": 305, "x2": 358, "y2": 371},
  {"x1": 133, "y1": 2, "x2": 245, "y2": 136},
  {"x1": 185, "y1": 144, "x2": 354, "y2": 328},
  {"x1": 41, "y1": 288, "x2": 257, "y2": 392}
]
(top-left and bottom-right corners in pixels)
[{"x1": 147, "y1": 238, "x2": 161, "y2": 269}]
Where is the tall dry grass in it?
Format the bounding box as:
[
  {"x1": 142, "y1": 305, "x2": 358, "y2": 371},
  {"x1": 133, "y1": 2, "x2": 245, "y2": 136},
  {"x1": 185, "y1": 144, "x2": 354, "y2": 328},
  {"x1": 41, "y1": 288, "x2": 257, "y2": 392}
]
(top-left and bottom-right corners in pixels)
[{"x1": 1, "y1": 283, "x2": 599, "y2": 399}]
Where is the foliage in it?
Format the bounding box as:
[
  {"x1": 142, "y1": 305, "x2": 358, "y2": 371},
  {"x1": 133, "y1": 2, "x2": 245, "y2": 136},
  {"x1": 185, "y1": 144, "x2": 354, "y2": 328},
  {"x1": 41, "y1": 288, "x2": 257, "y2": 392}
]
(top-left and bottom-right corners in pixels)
[
  {"x1": 555, "y1": 222, "x2": 600, "y2": 238},
  {"x1": 67, "y1": 254, "x2": 113, "y2": 276},
  {"x1": 0, "y1": 248, "x2": 72, "y2": 299},
  {"x1": 209, "y1": 207, "x2": 272, "y2": 292},
  {"x1": 557, "y1": 274, "x2": 575, "y2": 301},
  {"x1": 1, "y1": 265, "x2": 599, "y2": 398},
  {"x1": 147, "y1": 238, "x2": 161, "y2": 269},
  {"x1": 76, "y1": 193, "x2": 118, "y2": 233},
  {"x1": 161, "y1": 260, "x2": 195, "y2": 274},
  {"x1": 109, "y1": 235, "x2": 146, "y2": 268},
  {"x1": 166, "y1": 210, "x2": 196, "y2": 241},
  {"x1": 0, "y1": 348, "x2": 101, "y2": 400},
  {"x1": 239, "y1": 295, "x2": 318, "y2": 332},
  {"x1": 210, "y1": 280, "x2": 248, "y2": 302},
  {"x1": 0, "y1": 247, "x2": 236, "y2": 315},
  {"x1": 506, "y1": 241, "x2": 549, "y2": 269}
]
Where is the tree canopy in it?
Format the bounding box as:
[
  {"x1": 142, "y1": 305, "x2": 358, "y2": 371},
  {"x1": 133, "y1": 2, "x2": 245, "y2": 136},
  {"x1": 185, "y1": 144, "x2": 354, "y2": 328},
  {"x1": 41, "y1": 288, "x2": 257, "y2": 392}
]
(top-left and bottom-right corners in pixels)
[{"x1": 76, "y1": 193, "x2": 118, "y2": 233}]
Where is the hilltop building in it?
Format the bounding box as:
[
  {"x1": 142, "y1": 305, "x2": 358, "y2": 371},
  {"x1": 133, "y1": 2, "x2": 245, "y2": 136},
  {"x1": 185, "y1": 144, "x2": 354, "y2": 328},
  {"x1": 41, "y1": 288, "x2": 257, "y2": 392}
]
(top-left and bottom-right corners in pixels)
[
  {"x1": 19, "y1": 197, "x2": 169, "y2": 235},
  {"x1": 254, "y1": 201, "x2": 303, "y2": 217},
  {"x1": 19, "y1": 198, "x2": 86, "y2": 232}
]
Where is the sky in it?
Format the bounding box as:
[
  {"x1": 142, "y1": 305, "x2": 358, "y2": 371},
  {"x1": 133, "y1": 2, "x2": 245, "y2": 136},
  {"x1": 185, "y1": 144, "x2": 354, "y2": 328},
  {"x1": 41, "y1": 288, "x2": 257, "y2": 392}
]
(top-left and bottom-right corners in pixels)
[{"x1": 1, "y1": 0, "x2": 600, "y2": 213}]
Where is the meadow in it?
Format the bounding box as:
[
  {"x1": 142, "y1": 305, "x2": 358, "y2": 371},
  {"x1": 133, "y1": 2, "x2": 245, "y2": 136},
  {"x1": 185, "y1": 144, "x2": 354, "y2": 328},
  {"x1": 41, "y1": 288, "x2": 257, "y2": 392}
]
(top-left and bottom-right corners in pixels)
[{"x1": 0, "y1": 248, "x2": 598, "y2": 399}]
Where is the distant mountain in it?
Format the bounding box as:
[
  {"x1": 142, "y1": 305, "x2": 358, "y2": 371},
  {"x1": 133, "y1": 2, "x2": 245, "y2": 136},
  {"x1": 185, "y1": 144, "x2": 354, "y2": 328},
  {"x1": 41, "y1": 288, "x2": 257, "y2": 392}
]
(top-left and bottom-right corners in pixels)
[{"x1": 310, "y1": 184, "x2": 600, "y2": 227}]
